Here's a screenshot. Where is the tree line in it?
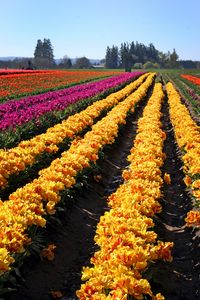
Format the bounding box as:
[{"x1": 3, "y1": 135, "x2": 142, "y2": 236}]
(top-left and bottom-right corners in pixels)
[
  {"x1": 32, "y1": 38, "x2": 94, "y2": 69},
  {"x1": 105, "y1": 41, "x2": 182, "y2": 70},
  {"x1": 0, "y1": 38, "x2": 94, "y2": 69},
  {"x1": 0, "y1": 38, "x2": 199, "y2": 69}
]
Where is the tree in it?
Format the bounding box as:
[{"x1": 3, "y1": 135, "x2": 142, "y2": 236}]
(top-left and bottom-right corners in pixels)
[
  {"x1": 105, "y1": 46, "x2": 112, "y2": 68},
  {"x1": 148, "y1": 43, "x2": 159, "y2": 62},
  {"x1": 34, "y1": 39, "x2": 43, "y2": 59},
  {"x1": 75, "y1": 57, "x2": 91, "y2": 69},
  {"x1": 133, "y1": 62, "x2": 143, "y2": 69},
  {"x1": 65, "y1": 58, "x2": 72, "y2": 69},
  {"x1": 143, "y1": 61, "x2": 155, "y2": 69},
  {"x1": 59, "y1": 55, "x2": 72, "y2": 69},
  {"x1": 105, "y1": 45, "x2": 119, "y2": 69},
  {"x1": 110, "y1": 46, "x2": 119, "y2": 68},
  {"x1": 43, "y1": 38, "x2": 54, "y2": 64},
  {"x1": 158, "y1": 52, "x2": 168, "y2": 68},
  {"x1": 169, "y1": 48, "x2": 179, "y2": 68},
  {"x1": 34, "y1": 38, "x2": 55, "y2": 68},
  {"x1": 179, "y1": 60, "x2": 196, "y2": 69},
  {"x1": 153, "y1": 62, "x2": 160, "y2": 69},
  {"x1": 120, "y1": 42, "x2": 132, "y2": 71},
  {"x1": 105, "y1": 41, "x2": 180, "y2": 69}
]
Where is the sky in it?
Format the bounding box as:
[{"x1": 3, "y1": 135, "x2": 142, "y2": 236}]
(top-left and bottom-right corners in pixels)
[{"x1": 0, "y1": 0, "x2": 200, "y2": 61}]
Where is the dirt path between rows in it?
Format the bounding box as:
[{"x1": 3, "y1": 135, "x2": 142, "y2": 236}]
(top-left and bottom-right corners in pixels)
[{"x1": 5, "y1": 86, "x2": 200, "y2": 300}]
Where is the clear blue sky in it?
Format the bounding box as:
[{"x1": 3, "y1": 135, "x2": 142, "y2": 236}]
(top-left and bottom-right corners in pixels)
[{"x1": 0, "y1": 0, "x2": 199, "y2": 60}]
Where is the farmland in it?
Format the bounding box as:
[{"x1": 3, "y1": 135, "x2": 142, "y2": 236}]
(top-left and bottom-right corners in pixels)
[
  {"x1": 0, "y1": 69, "x2": 123, "y2": 101},
  {"x1": 0, "y1": 69, "x2": 199, "y2": 300}
]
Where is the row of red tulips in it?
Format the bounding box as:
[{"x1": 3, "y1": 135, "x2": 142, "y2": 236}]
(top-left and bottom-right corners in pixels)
[
  {"x1": 0, "y1": 69, "x2": 122, "y2": 100},
  {"x1": 181, "y1": 74, "x2": 200, "y2": 87}
]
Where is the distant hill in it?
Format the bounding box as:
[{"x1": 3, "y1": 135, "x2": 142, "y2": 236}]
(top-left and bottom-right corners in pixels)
[
  {"x1": 0, "y1": 56, "x2": 22, "y2": 61},
  {"x1": 0, "y1": 57, "x2": 102, "y2": 65},
  {"x1": 55, "y1": 58, "x2": 102, "y2": 65}
]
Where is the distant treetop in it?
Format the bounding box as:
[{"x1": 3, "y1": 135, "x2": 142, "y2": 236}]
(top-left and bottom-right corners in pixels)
[
  {"x1": 105, "y1": 41, "x2": 180, "y2": 69},
  {"x1": 34, "y1": 38, "x2": 55, "y2": 68}
]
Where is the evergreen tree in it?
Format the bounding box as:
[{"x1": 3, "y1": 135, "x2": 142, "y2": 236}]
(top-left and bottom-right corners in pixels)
[
  {"x1": 169, "y1": 48, "x2": 179, "y2": 68},
  {"x1": 110, "y1": 45, "x2": 119, "y2": 68},
  {"x1": 34, "y1": 39, "x2": 43, "y2": 59},
  {"x1": 105, "y1": 41, "x2": 180, "y2": 69},
  {"x1": 158, "y1": 51, "x2": 168, "y2": 68},
  {"x1": 105, "y1": 46, "x2": 112, "y2": 68},
  {"x1": 43, "y1": 38, "x2": 54, "y2": 64},
  {"x1": 120, "y1": 42, "x2": 132, "y2": 71},
  {"x1": 65, "y1": 58, "x2": 72, "y2": 68},
  {"x1": 34, "y1": 38, "x2": 55, "y2": 68},
  {"x1": 179, "y1": 60, "x2": 196, "y2": 69},
  {"x1": 148, "y1": 43, "x2": 158, "y2": 62},
  {"x1": 105, "y1": 46, "x2": 119, "y2": 69},
  {"x1": 130, "y1": 41, "x2": 138, "y2": 65}
]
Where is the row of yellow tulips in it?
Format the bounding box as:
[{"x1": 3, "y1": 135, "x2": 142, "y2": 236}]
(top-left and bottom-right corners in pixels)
[
  {"x1": 0, "y1": 73, "x2": 149, "y2": 190},
  {"x1": 166, "y1": 82, "x2": 200, "y2": 227},
  {"x1": 76, "y1": 83, "x2": 173, "y2": 300},
  {"x1": 0, "y1": 73, "x2": 155, "y2": 274}
]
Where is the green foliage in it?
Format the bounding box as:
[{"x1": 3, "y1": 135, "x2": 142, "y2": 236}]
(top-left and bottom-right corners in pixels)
[
  {"x1": 104, "y1": 41, "x2": 199, "y2": 69},
  {"x1": 143, "y1": 61, "x2": 160, "y2": 69},
  {"x1": 34, "y1": 39, "x2": 43, "y2": 58},
  {"x1": 179, "y1": 60, "x2": 197, "y2": 69},
  {"x1": 143, "y1": 61, "x2": 154, "y2": 69},
  {"x1": 153, "y1": 62, "x2": 160, "y2": 69},
  {"x1": 106, "y1": 41, "x2": 160, "y2": 70},
  {"x1": 34, "y1": 38, "x2": 55, "y2": 68},
  {"x1": 169, "y1": 48, "x2": 179, "y2": 68},
  {"x1": 105, "y1": 45, "x2": 119, "y2": 69},
  {"x1": 133, "y1": 62, "x2": 143, "y2": 69}
]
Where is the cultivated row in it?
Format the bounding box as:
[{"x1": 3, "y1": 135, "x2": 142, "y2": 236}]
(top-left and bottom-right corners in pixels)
[
  {"x1": 0, "y1": 73, "x2": 155, "y2": 273},
  {"x1": 0, "y1": 72, "x2": 142, "y2": 130},
  {"x1": 0, "y1": 73, "x2": 148, "y2": 189},
  {"x1": 77, "y1": 83, "x2": 173, "y2": 300},
  {"x1": 166, "y1": 82, "x2": 200, "y2": 227}
]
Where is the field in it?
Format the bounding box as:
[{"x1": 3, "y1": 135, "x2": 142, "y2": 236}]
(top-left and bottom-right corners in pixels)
[{"x1": 0, "y1": 69, "x2": 199, "y2": 300}]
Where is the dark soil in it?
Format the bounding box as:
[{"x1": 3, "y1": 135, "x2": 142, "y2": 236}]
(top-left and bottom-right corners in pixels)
[
  {"x1": 5, "y1": 89, "x2": 200, "y2": 300},
  {"x1": 151, "y1": 96, "x2": 200, "y2": 299}
]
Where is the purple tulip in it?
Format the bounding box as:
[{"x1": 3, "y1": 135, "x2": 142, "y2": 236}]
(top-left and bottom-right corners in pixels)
[{"x1": 0, "y1": 72, "x2": 144, "y2": 130}]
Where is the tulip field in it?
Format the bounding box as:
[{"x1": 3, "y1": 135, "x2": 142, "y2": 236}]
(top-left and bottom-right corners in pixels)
[
  {"x1": 0, "y1": 69, "x2": 123, "y2": 101},
  {"x1": 0, "y1": 69, "x2": 199, "y2": 300}
]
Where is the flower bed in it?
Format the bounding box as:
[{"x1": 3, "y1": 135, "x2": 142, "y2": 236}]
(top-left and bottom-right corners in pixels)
[
  {"x1": 0, "y1": 73, "x2": 155, "y2": 274},
  {"x1": 0, "y1": 69, "x2": 123, "y2": 100},
  {"x1": 0, "y1": 72, "x2": 143, "y2": 130},
  {"x1": 181, "y1": 74, "x2": 200, "y2": 86},
  {"x1": 0, "y1": 69, "x2": 49, "y2": 76},
  {"x1": 0, "y1": 73, "x2": 148, "y2": 190},
  {"x1": 166, "y1": 82, "x2": 200, "y2": 227},
  {"x1": 77, "y1": 83, "x2": 173, "y2": 300}
]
